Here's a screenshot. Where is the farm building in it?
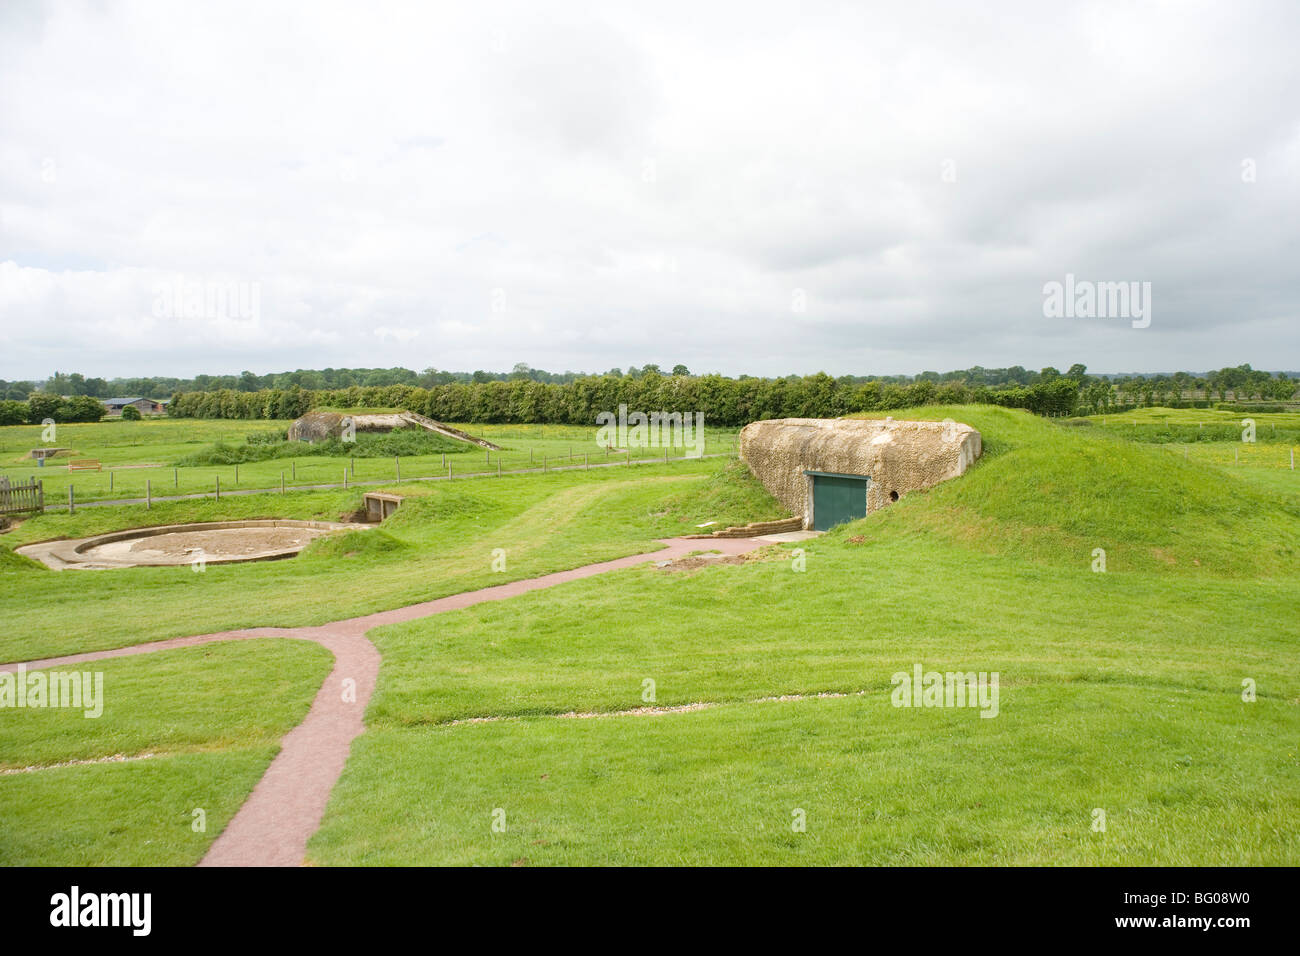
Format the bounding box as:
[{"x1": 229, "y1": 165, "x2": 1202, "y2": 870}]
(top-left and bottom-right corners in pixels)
[
  {"x1": 101, "y1": 397, "x2": 166, "y2": 416},
  {"x1": 739, "y1": 417, "x2": 982, "y2": 530}
]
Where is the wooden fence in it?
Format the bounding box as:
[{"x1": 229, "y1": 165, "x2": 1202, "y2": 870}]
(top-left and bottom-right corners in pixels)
[{"x1": 0, "y1": 476, "x2": 44, "y2": 516}]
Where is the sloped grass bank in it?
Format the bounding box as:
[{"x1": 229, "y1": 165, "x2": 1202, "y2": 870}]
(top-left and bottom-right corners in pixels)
[
  {"x1": 0, "y1": 459, "x2": 777, "y2": 661},
  {"x1": 848, "y1": 406, "x2": 1299, "y2": 575}
]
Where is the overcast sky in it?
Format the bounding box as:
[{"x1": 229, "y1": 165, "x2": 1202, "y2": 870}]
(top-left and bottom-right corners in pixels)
[{"x1": 1, "y1": 0, "x2": 1297, "y2": 381}]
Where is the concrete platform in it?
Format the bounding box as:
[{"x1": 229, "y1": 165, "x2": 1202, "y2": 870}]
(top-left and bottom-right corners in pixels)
[{"x1": 753, "y1": 530, "x2": 823, "y2": 543}]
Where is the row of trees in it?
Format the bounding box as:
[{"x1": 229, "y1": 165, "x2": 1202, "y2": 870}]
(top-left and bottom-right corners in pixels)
[
  {"x1": 2, "y1": 364, "x2": 1293, "y2": 426},
  {"x1": 27, "y1": 364, "x2": 609, "y2": 399},
  {"x1": 0, "y1": 394, "x2": 105, "y2": 426},
  {"x1": 10, "y1": 362, "x2": 1294, "y2": 404},
  {"x1": 1107, "y1": 365, "x2": 1295, "y2": 405},
  {"x1": 164, "y1": 372, "x2": 1092, "y2": 425}
]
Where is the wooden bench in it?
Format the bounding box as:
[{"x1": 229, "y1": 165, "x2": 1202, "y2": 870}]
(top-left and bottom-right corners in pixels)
[{"x1": 67, "y1": 459, "x2": 102, "y2": 472}]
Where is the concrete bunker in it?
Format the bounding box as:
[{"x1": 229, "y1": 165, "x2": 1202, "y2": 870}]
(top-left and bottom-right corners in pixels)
[
  {"x1": 287, "y1": 410, "x2": 502, "y2": 450},
  {"x1": 739, "y1": 417, "x2": 982, "y2": 530}
]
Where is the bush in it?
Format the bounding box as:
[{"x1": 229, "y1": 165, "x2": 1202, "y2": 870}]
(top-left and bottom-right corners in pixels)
[
  {"x1": 0, "y1": 400, "x2": 28, "y2": 426},
  {"x1": 21, "y1": 393, "x2": 104, "y2": 424},
  {"x1": 173, "y1": 428, "x2": 469, "y2": 466},
  {"x1": 62, "y1": 395, "x2": 105, "y2": 423},
  {"x1": 120, "y1": 405, "x2": 142, "y2": 420},
  {"x1": 25, "y1": 392, "x2": 62, "y2": 423},
  {"x1": 246, "y1": 429, "x2": 288, "y2": 445},
  {"x1": 1215, "y1": 402, "x2": 1288, "y2": 414}
]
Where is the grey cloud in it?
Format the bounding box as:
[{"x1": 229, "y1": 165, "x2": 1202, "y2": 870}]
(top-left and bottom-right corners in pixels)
[{"x1": 0, "y1": 0, "x2": 1296, "y2": 380}]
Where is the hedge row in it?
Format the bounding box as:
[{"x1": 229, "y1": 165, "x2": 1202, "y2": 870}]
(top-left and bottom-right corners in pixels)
[
  {"x1": 0, "y1": 395, "x2": 105, "y2": 425},
  {"x1": 164, "y1": 374, "x2": 1086, "y2": 425}
]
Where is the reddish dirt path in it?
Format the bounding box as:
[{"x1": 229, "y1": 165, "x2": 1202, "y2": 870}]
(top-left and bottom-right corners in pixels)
[{"x1": 1, "y1": 536, "x2": 765, "y2": 866}]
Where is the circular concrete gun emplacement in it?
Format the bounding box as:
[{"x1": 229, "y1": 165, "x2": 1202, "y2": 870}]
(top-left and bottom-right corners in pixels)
[{"x1": 17, "y1": 519, "x2": 360, "y2": 570}]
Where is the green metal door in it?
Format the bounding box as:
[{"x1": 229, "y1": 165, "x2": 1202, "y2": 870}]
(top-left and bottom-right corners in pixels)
[{"x1": 808, "y1": 472, "x2": 869, "y2": 530}]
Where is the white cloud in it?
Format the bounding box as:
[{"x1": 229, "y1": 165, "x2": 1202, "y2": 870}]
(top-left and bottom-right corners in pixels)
[{"x1": 0, "y1": 0, "x2": 1297, "y2": 380}]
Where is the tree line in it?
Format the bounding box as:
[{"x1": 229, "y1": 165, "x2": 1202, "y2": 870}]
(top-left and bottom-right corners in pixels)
[
  {"x1": 2, "y1": 365, "x2": 1293, "y2": 426},
  {"x1": 5, "y1": 362, "x2": 1293, "y2": 403},
  {"x1": 162, "y1": 369, "x2": 1290, "y2": 426}
]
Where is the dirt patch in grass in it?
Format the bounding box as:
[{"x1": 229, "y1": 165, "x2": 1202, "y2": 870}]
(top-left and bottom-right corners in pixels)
[{"x1": 654, "y1": 545, "x2": 785, "y2": 573}]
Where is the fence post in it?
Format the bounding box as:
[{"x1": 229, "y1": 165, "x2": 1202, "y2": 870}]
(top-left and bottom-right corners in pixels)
[
  {"x1": 215, "y1": 475, "x2": 220, "y2": 501},
  {"x1": 344, "y1": 468, "x2": 349, "y2": 489},
  {"x1": 68, "y1": 484, "x2": 74, "y2": 514},
  {"x1": 146, "y1": 480, "x2": 151, "y2": 510},
  {"x1": 292, "y1": 461, "x2": 296, "y2": 480},
  {"x1": 174, "y1": 467, "x2": 178, "y2": 488},
  {"x1": 395, "y1": 456, "x2": 400, "y2": 481},
  {"x1": 281, "y1": 472, "x2": 286, "y2": 494},
  {"x1": 109, "y1": 470, "x2": 114, "y2": 492}
]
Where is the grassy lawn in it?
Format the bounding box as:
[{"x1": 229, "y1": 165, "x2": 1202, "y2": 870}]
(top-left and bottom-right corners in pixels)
[
  {"x1": 0, "y1": 417, "x2": 740, "y2": 504},
  {"x1": 1085, "y1": 405, "x2": 1300, "y2": 428},
  {"x1": 0, "y1": 639, "x2": 332, "y2": 768},
  {"x1": 4, "y1": 405, "x2": 1296, "y2": 866},
  {"x1": 305, "y1": 406, "x2": 1300, "y2": 865},
  {"x1": 0, "y1": 749, "x2": 279, "y2": 866},
  {"x1": 1081, "y1": 405, "x2": 1300, "y2": 444},
  {"x1": 310, "y1": 686, "x2": 1296, "y2": 866},
  {"x1": 0, "y1": 458, "x2": 782, "y2": 662},
  {"x1": 0, "y1": 638, "x2": 331, "y2": 866}
]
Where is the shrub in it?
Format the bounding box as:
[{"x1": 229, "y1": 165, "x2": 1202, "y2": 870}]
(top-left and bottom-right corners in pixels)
[
  {"x1": 120, "y1": 405, "x2": 142, "y2": 420},
  {"x1": 62, "y1": 396, "x2": 106, "y2": 423},
  {"x1": 1215, "y1": 402, "x2": 1288, "y2": 414},
  {"x1": 246, "y1": 429, "x2": 288, "y2": 445},
  {"x1": 173, "y1": 428, "x2": 469, "y2": 466},
  {"x1": 0, "y1": 400, "x2": 28, "y2": 426},
  {"x1": 25, "y1": 392, "x2": 62, "y2": 423}
]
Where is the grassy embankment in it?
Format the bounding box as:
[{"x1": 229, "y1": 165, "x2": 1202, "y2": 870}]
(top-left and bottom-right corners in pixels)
[{"x1": 307, "y1": 406, "x2": 1299, "y2": 865}]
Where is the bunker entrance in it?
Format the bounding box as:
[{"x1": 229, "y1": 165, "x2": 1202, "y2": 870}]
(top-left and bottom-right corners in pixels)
[{"x1": 805, "y1": 471, "x2": 870, "y2": 531}]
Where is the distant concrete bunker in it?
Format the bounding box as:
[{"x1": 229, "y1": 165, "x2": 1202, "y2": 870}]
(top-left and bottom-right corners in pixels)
[
  {"x1": 739, "y1": 418, "x2": 982, "y2": 531},
  {"x1": 288, "y1": 410, "x2": 501, "y2": 449}
]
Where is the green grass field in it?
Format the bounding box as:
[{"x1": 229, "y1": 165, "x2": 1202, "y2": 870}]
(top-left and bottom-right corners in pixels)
[
  {"x1": 2, "y1": 406, "x2": 1297, "y2": 865},
  {"x1": 1082, "y1": 405, "x2": 1300, "y2": 445},
  {"x1": 0, "y1": 640, "x2": 331, "y2": 865},
  {"x1": 0, "y1": 458, "x2": 778, "y2": 663},
  {"x1": 0, "y1": 417, "x2": 740, "y2": 505}
]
